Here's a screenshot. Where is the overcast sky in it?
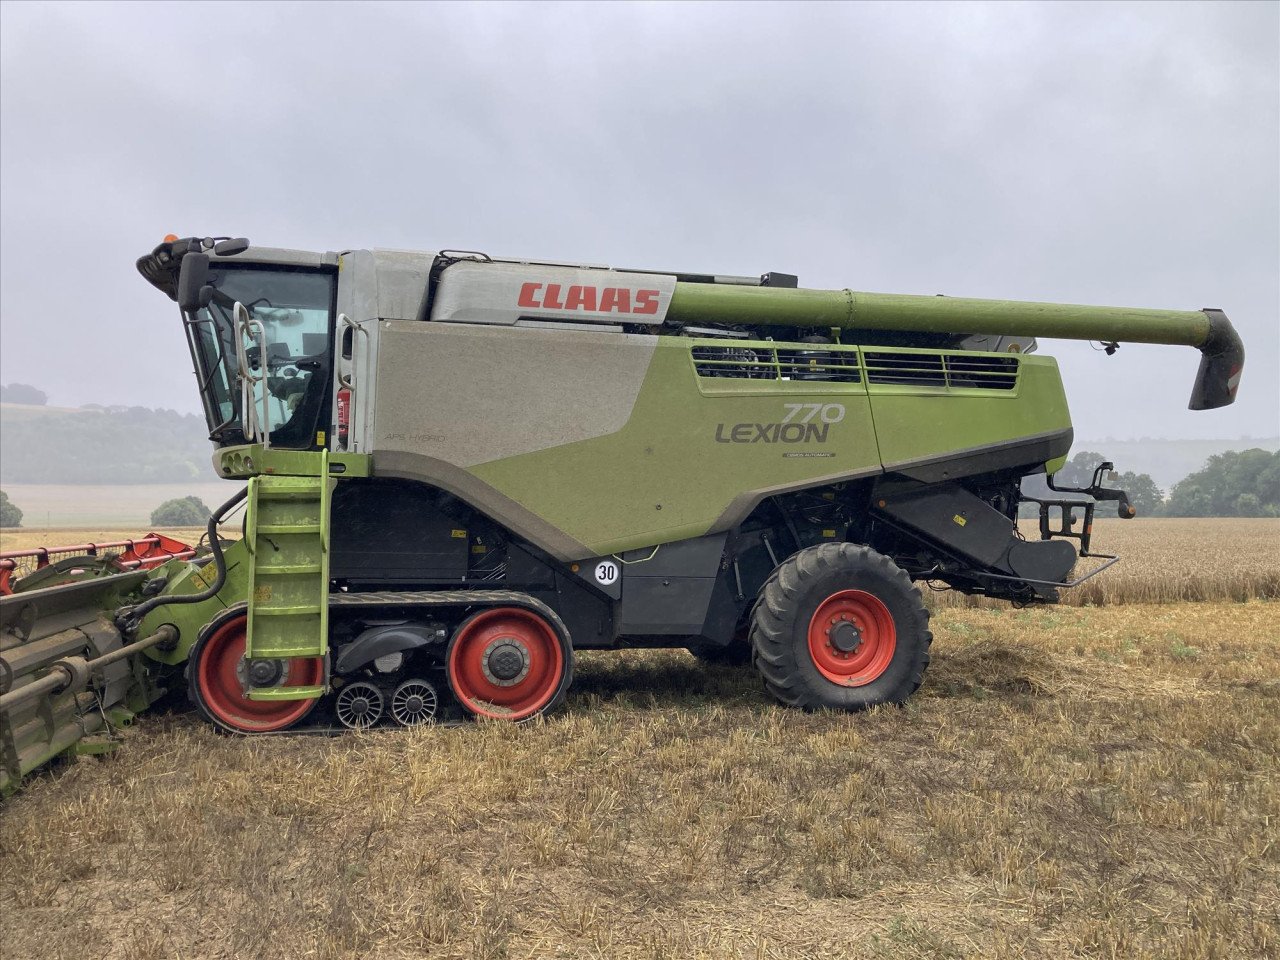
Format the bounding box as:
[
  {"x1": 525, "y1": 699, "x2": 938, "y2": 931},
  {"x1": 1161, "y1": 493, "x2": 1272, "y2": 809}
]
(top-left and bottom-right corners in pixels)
[{"x1": 1, "y1": 0, "x2": 1276, "y2": 442}]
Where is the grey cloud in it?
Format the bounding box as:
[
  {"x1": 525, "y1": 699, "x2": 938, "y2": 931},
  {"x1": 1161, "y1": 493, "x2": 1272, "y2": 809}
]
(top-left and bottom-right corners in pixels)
[{"x1": 1, "y1": 0, "x2": 1275, "y2": 441}]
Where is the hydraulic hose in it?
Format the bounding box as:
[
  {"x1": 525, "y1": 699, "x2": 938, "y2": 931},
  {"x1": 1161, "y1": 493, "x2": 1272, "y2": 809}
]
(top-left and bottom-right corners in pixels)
[{"x1": 115, "y1": 486, "x2": 248, "y2": 634}]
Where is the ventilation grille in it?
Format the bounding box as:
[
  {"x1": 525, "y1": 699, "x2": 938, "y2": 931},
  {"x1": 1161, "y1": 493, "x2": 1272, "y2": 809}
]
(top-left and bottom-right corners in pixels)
[
  {"x1": 691, "y1": 345, "x2": 1019, "y2": 390},
  {"x1": 862, "y1": 352, "x2": 1019, "y2": 390},
  {"x1": 692, "y1": 345, "x2": 862, "y2": 383}
]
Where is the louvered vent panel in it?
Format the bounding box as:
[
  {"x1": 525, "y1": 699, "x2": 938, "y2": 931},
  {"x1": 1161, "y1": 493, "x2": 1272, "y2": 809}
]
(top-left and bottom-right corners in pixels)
[
  {"x1": 691, "y1": 345, "x2": 776, "y2": 379},
  {"x1": 776, "y1": 349, "x2": 862, "y2": 383},
  {"x1": 692, "y1": 345, "x2": 863, "y2": 382},
  {"x1": 863, "y1": 352, "x2": 1018, "y2": 390}
]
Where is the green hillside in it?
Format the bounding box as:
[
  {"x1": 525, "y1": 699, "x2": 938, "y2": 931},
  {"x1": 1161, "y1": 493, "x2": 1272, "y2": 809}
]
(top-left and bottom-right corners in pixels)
[{"x1": 0, "y1": 403, "x2": 219, "y2": 484}]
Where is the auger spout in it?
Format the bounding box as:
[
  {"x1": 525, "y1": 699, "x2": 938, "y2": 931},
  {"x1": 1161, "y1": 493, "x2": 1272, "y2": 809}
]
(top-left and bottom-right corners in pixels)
[{"x1": 666, "y1": 285, "x2": 1245, "y2": 410}]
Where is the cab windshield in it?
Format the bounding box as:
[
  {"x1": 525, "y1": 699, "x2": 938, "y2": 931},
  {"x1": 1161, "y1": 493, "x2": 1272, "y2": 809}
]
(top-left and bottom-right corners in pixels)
[{"x1": 184, "y1": 265, "x2": 335, "y2": 449}]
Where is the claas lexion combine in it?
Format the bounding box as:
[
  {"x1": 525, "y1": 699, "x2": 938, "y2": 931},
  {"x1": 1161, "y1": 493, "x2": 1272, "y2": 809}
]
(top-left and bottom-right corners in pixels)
[{"x1": 0, "y1": 234, "x2": 1245, "y2": 789}]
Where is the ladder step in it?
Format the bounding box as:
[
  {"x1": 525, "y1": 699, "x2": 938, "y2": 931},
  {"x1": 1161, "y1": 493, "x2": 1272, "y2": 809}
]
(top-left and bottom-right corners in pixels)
[
  {"x1": 254, "y1": 563, "x2": 324, "y2": 575},
  {"x1": 247, "y1": 685, "x2": 326, "y2": 702},
  {"x1": 245, "y1": 455, "x2": 331, "y2": 667},
  {"x1": 250, "y1": 645, "x2": 327, "y2": 658},
  {"x1": 253, "y1": 605, "x2": 324, "y2": 617},
  {"x1": 257, "y1": 478, "x2": 322, "y2": 491}
]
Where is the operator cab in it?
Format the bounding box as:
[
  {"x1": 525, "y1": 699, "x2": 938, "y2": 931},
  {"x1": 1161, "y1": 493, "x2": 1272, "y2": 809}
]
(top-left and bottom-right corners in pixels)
[{"x1": 137, "y1": 236, "x2": 337, "y2": 451}]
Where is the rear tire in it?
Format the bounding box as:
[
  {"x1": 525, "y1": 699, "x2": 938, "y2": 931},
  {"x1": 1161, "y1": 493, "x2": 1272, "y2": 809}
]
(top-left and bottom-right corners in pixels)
[{"x1": 750, "y1": 543, "x2": 931, "y2": 710}]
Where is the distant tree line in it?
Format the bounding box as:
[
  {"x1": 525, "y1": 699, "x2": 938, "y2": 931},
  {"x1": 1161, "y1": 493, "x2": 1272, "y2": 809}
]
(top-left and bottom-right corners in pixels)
[
  {"x1": 1025, "y1": 449, "x2": 1280, "y2": 518},
  {"x1": 0, "y1": 404, "x2": 214, "y2": 484},
  {"x1": 1, "y1": 383, "x2": 48, "y2": 405},
  {"x1": 1162, "y1": 448, "x2": 1280, "y2": 517},
  {"x1": 151, "y1": 496, "x2": 212, "y2": 526},
  {"x1": 0, "y1": 491, "x2": 21, "y2": 528}
]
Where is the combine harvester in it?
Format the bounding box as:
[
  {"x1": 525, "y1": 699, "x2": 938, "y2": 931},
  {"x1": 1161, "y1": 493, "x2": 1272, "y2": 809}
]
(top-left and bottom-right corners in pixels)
[{"x1": 0, "y1": 234, "x2": 1244, "y2": 790}]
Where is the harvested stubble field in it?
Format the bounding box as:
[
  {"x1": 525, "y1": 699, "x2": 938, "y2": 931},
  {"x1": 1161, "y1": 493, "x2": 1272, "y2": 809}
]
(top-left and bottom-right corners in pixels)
[
  {"x1": 1, "y1": 522, "x2": 1278, "y2": 960},
  {"x1": 933, "y1": 518, "x2": 1280, "y2": 608}
]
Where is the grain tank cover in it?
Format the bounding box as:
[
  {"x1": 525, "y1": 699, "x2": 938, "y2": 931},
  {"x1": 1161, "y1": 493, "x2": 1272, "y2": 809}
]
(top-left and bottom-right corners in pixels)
[{"x1": 431, "y1": 260, "x2": 677, "y2": 327}]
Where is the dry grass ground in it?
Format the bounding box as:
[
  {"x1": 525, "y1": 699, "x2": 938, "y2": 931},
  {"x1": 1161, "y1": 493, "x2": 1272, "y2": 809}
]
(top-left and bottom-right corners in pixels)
[
  {"x1": 2, "y1": 521, "x2": 1277, "y2": 957},
  {"x1": 2, "y1": 601, "x2": 1277, "y2": 960}
]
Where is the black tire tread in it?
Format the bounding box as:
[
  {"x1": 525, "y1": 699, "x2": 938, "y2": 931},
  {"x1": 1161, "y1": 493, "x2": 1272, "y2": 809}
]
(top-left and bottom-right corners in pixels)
[{"x1": 749, "y1": 542, "x2": 932, "y2": 710}]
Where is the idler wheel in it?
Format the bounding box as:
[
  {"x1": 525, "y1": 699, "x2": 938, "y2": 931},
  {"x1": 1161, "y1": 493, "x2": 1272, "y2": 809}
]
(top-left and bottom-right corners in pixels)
[
  {"x1": 446, "y1": 607, "x2": 571, "y2": 721},
  {"x1": 390, "y1": 678, "x2": 440, "y2": 726},
  {"x1": 189, "y1": 612, "x2": 322, "y2": 734},
  {"x1": 335, "y1": 681, "x2": 384, "y2": 730}
]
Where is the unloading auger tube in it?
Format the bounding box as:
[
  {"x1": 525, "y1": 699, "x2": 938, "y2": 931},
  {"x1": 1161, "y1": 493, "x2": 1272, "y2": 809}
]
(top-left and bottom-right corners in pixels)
[{"x1": 666, "y1": 285, "x2": 1245, "y2": 409}]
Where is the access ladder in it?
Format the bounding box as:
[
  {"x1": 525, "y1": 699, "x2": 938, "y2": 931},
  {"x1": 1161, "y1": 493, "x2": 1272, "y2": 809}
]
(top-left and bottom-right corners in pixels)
[{"x1": 243, "y1": 452, "x2": 332, "y2": 701}]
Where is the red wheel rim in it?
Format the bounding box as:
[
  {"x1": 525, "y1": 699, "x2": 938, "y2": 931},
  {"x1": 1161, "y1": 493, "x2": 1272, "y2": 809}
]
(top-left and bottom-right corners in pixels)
[
  {"x1": 447, "y1": 607, "x2": 565, "y2": 720},
  {"x1": 807, "y1": 589, "x2": 897, "y2": 687},
  {"x1": 195, "y1": 615, "x2": 323, "y2": 732}
]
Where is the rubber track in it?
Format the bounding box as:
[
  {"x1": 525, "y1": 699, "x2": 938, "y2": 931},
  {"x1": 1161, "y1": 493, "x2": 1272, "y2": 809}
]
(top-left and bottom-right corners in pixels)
[
  {"x1": 330, "y1": 589, "x2": 568, "y2": 631},
  {"x1": 339, "y1": 590, "x2": 577, "y2": 721},
  {"x1": 186, "y1": 589, "x2": 576, "y2": 729},
  {"x1": 749, "y1": 542, "x2": 932, "y2": 710}
]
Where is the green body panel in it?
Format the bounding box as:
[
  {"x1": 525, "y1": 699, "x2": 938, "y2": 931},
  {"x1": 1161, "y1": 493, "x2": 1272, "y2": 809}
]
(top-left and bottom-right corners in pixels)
[
  {"x1": 472, "y1": 338, "x2": 877, "y2": 554},
  {"x1": 1045, "y1": 452, "x2": 1070, "y2": 475},
  {"x1": 668, "y1": 284, "x2": 1212, "y2": 347},
  {"x1": 215, "y1": 445, "x2": 371, "y2": 481},
  {"x1": 138, "y1": 549, "x2": 252, "y2": 665},
  {"x1": 868, "y1": 353, "x2": 1071, "y2": 469},
  {"x1": 469, "y1": 340, "x2": 1070, "y2": 556}
]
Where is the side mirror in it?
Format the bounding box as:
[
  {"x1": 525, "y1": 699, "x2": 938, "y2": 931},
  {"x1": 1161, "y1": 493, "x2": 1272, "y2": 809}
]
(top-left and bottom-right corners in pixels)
[{"x1": 177, "y1": 253, "x2": 210, "y2": 310}]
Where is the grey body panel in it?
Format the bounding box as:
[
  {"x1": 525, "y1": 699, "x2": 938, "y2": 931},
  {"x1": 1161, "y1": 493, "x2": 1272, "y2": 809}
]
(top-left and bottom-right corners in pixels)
[
  {"x1": 431, "y1": 260, "x2": 676, "y2": 327},
  {"x1": 365, "y1": 321, "x2": 657, "y2": 560},
  {"x1": 336, "y1": 249, "x2": 439, "y2": 323},
  {"x1": 371, "y1": 321, "x2": 657, "y2": 467}
]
